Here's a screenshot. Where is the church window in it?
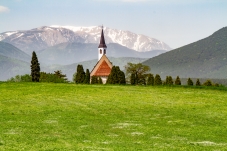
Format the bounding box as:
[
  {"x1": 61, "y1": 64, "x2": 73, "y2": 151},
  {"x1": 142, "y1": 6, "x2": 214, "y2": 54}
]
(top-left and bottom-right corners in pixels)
[
  {"x1": 104, "y1": 49, "x2": 106, "y2": 54},
  {"x1": 100, "y1": 49, "x2": 102, "y2": 54}
]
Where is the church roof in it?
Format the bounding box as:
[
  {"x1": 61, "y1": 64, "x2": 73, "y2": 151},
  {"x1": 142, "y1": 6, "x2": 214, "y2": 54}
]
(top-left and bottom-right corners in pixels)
[
  {"x1": 98, "y1": 29, "x2": 107, "y2": 48},
  {"x1": 90, "y1": 55, "x2": 112, "y2": 77}
]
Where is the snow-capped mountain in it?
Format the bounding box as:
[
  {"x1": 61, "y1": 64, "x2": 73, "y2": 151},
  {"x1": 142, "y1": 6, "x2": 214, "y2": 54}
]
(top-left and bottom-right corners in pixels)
[{"x1": 0, "y1": 26, "x2": 171, "y2": 54}]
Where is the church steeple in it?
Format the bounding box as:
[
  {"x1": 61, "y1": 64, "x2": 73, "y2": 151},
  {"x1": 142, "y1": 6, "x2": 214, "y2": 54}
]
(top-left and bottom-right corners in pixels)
[{"x1": 98, "y1": 26, "x2": 107, "y2": 60}]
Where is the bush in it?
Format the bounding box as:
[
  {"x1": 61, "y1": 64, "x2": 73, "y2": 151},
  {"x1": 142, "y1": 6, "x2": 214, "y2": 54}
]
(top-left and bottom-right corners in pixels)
[
  {"x1": 187, "y1": 78, "x2": 193, "y2": 86},
  {"x1": 196, "y1": 79, "x2": 201, "y2": 86},
  {"x1": 7, "y1": 74, "x2": 32, "y2": 82},
  {"x1": 147, "y1": 74, "x2": 154, "y2": 86},
  {"x1": 203, "y1": 80, "x2": 213, "y2": 86},
  {"x1": 154, "y1": 74, "x2": 162, "y2": 85},
  {"x1": 175, "y1": 76, "x2": 181, "y2": 85}
]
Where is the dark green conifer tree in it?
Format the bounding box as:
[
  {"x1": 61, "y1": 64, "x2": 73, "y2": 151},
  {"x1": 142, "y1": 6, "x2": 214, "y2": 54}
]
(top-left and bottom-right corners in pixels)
[
  {"x1": 98, "y1": 77, "x2": 103, "y2": 84},
  {"x1": 187, "y1": 78, "x2": 193, "y2": 86},
  {"x1": 196, "y1": 79, "x2": 201, "y2": 86},
  {"x1": 168, "y1": 76, "x2": 173, "y2": 85},
  {"x1": 130, "y1": 73, "x2": 136, "y2": 85},
  {"x1": 31, "y1": 51, "x2": 40, "y2": 82},
  {"x1": 91, "y1": 76, "x2": 98, "y2": 84},
  {"x1": 75, "y1": 64, "x2": 85, "y2": 84},
  {"x1": 118, "y1": 71, "x2": 126, "y2": 85},
  {"x1": 165, "y1": 76, "x2": 169, "y2": 85},
  {"x1": 83, "y1": 69, "x2": 90, "y2": 84},
  {"x1": 154, "y1": 74, "x2": 162, "y2": 85},
  {"x1": 147, "y1": 74, "x2": 154, "y2": 86},
  {"x1": 175, "y1": 76, "x2": 181, "y2": 85}
]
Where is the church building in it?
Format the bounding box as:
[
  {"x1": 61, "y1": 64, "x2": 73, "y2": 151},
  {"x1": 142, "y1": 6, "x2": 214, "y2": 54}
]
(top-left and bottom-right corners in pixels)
[{"x1": 90, "y1": 27, "x2": 113, "y2": 84}]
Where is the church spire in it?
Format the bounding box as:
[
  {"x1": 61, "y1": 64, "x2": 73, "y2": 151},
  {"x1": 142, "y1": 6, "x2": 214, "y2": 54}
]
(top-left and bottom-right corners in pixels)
[
  {"x1": 98, "y1": 27, "x2": 107, "y2": 48},
  {"x1": 98, "y1": 26, "x2": 107, "y2": 60}
]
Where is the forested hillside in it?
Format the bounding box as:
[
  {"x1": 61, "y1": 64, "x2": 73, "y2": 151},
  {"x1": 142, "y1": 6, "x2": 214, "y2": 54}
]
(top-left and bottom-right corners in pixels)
[{"x1": 143, "y1": 27, "x2": 227, "y2": 79}]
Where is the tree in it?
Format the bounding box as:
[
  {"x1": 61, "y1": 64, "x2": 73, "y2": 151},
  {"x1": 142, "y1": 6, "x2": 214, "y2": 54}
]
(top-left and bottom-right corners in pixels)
[
  {"x1": 203, "y1": 80, "x2": 212, "y2": 86},
  {"x1": 106, "y1": 66, "x2": 126, "y2": 84},
  {"x1": 118, "y1": 71, "x2": 126, "y2": 85},
  {"x1": 54, "y1": 70, "x2": 67, "y2": 82},
  {"x1": 130, "y1": 73, "x2": 136, "y2": 85},
  {"x1": 98, "y1": 77, "x2": 103, "y2": 84},
  {"x1": 74, "y1": 64, "x2": 85, "y2": 84},
  {"x1": 125, "y1": 63, "x2": 150, "y2": 85},
  {"x1": 31, "y1": 51, "x2": 40, "y2": 82},
  {"x1": 91, "y1": 76, "x2": 98, "y2": 84},
  {"x1": 187, "y1": 78, "x2": 193, "y2": 86},
  {"x1": 165, "y1": 76, "x2": 173, "y2": 85},
  {"x1": 196, "y1": 79, "x2": 201, "y2": 86},
  {"x1": 175, "y1": 76, "x2": 181, "y2": 85},
  {"x1": 147, "y1": 74, "x2": 154, "y2": 86},
  {"x1": 154, "y1": 74, "x2": 162, "y2": 85},
  {"x1": 83, "y1": 69, "x2": 90, "y2": 84}
]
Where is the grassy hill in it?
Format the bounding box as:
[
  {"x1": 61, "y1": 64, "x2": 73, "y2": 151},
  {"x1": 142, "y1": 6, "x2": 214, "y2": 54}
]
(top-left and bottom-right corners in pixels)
[
  {"x1": 38, "y1": 42, "x2": 165, "y2": 65},
  {"x1": 1, "y1": 83, "x2": 227, "y2": 150},
  {"x1": 143, "y1": 27, "x2": 227, "y2": 79},
  {"x1": 0, "y1": 41, "x2": 31, "y2": 62}
]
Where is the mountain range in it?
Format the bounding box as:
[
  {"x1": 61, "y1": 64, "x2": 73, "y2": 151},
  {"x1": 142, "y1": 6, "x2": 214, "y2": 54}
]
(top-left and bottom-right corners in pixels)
[
  {"x1": 0, "y1": 26, "x2": 171, "y2": 55},
  {"x1": 1, "y1": 26, "x2": 227, "y2": 81},
  {"x1": 143, "y1": 27, "x2": 227, "y2": 79}
]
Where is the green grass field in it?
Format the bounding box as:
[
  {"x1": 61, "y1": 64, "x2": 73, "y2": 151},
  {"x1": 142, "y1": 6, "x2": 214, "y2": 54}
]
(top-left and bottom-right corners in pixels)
[{"x1": 1, "y1": 83, "x2": 227, "y2": 150}]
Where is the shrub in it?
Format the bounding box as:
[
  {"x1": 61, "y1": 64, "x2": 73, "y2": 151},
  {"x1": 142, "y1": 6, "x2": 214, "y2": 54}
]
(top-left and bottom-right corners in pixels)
[
  {"x1": 154, "y1": 74, "x2": 162, "y2": 85},
  {"x1": 203, "y1": 80, "x2": 212, "y2": 86},
  {"x1": 175, "y1": 76, "x2": 181, "y2": 85},
  {"x1": 147, "y1": 74, "x2": 154, "y2": 86},
  {"x1": 196, "y1": 79, "x2": 201, "y2": 86},
  {"x1": 187, "y1": 78, "x2": 193, "y2": 86}
]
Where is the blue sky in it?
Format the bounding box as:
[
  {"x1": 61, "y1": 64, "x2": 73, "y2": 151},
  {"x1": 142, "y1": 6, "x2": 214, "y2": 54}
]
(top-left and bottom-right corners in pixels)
[{"x1": 0, "y1": 0, "x2": 227, "y2": 48}]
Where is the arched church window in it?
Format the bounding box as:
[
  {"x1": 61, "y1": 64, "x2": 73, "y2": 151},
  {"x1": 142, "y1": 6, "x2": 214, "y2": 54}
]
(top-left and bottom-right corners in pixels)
[
  {"x1": 100, "y1": 49, "x2": 102, "y2": 54},
  {"x1": 104, "y1": 49, "x2": 106, "y2": 54}
]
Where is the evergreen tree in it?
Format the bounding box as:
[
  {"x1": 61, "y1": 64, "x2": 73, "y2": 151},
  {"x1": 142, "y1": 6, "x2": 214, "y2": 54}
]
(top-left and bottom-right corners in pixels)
[
  {"x1": 175, "y1": 76, "x2": 181, "y2": 85},
  {"x1": 130, "y1": 73, "x2": 136, "y2": 85},
  {"x1": 203, "y1": 80, "x2": 212, "y2": 86},
  {"x1": 196, "y1": 79, "x2": 201, "y2": 86},
  {"x1": 165, "y1": 76, "x2": 169, "y2": 85},
  {"x1": 187, "y1": 78, "x2": 193, "y2": 86},
  {"x1": 168, "y1": 76, "x2": 173, "y2": 85},
  {"x1": 83, "y1": 69, "x2": 90, "y2": 84},
  {"x1": 154, "y1": 74, "x2": 162, "y2": 85},
  {"x1": 147, "y1": 74, "x2": 154, "y2": 86},
  {"x1": 118, "y1": 71, "x2": 126, "y2": 85},
  {"x1": 30, "y1": 51, "x2": 40, "y2": 82},
  {"x1": 91, "y1": 76, "x2": 98, "y2": 84},
  {"x1": 74, "y1": 64, "x2": 85, "y2": 84},
  {"x1": 98, "y1": 77, "x2": 103, "y2": 84},
  {"x1": 106, "y1": 66, "x2": 115, "y2": 84}
]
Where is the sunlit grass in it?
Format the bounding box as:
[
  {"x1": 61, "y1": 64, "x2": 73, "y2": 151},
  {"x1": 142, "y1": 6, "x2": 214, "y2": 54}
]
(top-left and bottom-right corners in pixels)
[{"x1": 0, "y1": 83, "x2": 227, "y2": 150}]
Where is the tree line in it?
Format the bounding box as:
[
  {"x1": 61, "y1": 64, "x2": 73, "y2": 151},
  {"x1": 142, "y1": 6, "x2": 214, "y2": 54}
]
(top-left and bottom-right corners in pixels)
[{"x1": 7, "y1": 51, "x2": 223, "y2": 87}]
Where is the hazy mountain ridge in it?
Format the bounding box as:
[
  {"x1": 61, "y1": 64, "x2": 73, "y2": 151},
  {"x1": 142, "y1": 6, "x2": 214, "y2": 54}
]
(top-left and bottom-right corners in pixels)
[
  {"x1": 143, "y1": 27, "x2": 227, "y2": 79},
  {"x1": 37, "y1": 42, "x2": 166, "y2": 65},
  {"x1": 0, "y1": 41, "x2": 31, "y2": 62},
  {"x1": 0, "y1": 26, "x2": 171, "y2": 54}
]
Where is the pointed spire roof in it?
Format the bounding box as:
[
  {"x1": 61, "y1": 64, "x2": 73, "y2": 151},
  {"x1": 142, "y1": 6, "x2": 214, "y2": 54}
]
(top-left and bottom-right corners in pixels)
[{"x1": 98, "y1": 28, "x2": 107, "y2": 48}]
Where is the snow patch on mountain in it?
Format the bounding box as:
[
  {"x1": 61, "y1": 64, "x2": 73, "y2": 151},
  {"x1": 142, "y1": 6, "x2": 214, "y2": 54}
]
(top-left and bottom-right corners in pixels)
[{"x1": 0, "y1": 25, "x2": 171, "y2": 53}]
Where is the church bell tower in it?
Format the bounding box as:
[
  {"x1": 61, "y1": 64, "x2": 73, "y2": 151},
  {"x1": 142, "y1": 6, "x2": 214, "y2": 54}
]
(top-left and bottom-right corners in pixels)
[{"x1": 98, "y1": 26, "x2": 107, "y2": 60}]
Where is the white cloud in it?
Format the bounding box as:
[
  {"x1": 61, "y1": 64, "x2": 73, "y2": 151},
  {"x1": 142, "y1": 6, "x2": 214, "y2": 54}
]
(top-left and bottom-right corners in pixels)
[{"x1": 0, "y1": 6, "x2": 10, "y2": 13}]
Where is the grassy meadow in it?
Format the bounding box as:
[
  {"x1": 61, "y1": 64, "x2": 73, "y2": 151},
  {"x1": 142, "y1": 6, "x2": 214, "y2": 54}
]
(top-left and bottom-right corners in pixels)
[{"x1": 0, "y1": 82, "x2": 227, "y2": 150}]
